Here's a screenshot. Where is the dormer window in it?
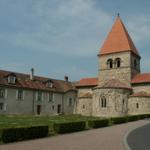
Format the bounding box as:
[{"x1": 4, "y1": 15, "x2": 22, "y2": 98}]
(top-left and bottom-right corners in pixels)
[
  {"x1": 7, "y1": 73, "x2": 16, "y2": 84},
  {"x1": 107, "y1": 59, "x2": 113, "y2": 69},
  {"x1": 46, "y1": 79, "x2": 54, "y2": 88}
]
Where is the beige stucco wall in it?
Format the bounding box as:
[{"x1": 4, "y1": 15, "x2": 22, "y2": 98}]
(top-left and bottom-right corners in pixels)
[
  {"x1": 0, "y1": 87, "x2": 34, "y2": 115},
  {"x1": 63, "y1": 91, "x2": 77, "y2": 115},
  {"x1": 128, "y1": 96, "x2": 150, "y2": 115},
  {"x1": 0, "y1": 86, "x2": 77, "y2": 115}
]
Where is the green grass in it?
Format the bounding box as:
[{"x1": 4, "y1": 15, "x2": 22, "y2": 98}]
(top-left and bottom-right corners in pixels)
[{"x1": 0, "y1": 115, "x2": 100, "y2": 131}]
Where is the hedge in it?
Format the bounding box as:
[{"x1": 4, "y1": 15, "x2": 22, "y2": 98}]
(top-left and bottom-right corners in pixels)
[
  {"x1": 1, "y1": 125, "x2": 48, "y2": 143},
  {"x1": 54, "y1": 121, "x2": 86, "y2": 134},
  {"x1": 88, "y1": 119, "x2": 109, "y2": 128},
  {"x1": 111, "y1": 116, "x2": 127, "y2": 124},
  {"x1": 126, "y1": 115, "x2": 139, "y2": 122}
]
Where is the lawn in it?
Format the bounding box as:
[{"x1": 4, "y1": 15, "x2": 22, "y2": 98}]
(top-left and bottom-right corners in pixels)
[{"x1": 0, "y1": 115, "x2": 100, "y2": 131}]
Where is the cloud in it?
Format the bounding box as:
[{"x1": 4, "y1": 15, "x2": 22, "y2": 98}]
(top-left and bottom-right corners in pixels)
[{"x1": 9, "y1": 0, "x2": 111, "y2": 56}]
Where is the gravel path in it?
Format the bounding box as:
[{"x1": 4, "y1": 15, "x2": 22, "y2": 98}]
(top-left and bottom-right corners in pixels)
[{"x1": 0, "y1": 119, "x2": 149, "y2": 150}]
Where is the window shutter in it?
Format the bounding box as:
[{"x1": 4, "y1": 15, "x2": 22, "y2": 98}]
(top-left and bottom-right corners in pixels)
[
  {"x1": 5, "y1": 89, "x2": 7, "y2": 99},
  {"x1": 41, "y1": 92, "x2": 43, "y2": 101},
  {"x1": 23, "y1": 90, "x2": 25, "y2": 100},
  {"x1": 52, "y1": 94, "x2": 54, "y2": 102},
  {"x1": 16, "y1": 90, "x2": 18, "y2": 99},
  {"x1": 4, "y1": 103, "x2": 7, "y2": 111},
  {"x1": 35, "y1": 92, "x2": 38, "y2": 101}
]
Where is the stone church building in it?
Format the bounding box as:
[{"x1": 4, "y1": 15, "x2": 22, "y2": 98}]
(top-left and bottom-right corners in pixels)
[{"x1": 0, "y1": 15, "x2": 150, "y2": 117}]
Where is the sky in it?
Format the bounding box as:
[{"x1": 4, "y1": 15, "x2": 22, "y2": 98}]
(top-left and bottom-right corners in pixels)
[{"x1": 0, "y1": 0, "x2": 150, "y2": 81}]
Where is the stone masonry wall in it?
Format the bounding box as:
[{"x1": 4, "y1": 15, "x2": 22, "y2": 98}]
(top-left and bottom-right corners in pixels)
[
  {"x1": 132, "y1": 84, "x2": 150, "y2": 94},
  {"x1": 76, "y1": 97, "x2": 92, "y2": 116},
  {"x1": 128, "y1": 96, "x2": 150, "y2": 115},
  {"x1": 98, "y1": 51, "x2": 140, "y2": 86},
  {"x1": 92, "y1": 87, "x2": 131, "y2": 117}
]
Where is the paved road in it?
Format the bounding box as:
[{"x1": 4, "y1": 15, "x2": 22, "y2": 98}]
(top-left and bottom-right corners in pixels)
[
  {"x1": 0, "y1": 120, "x2": 149, "y2": 150},
  {"x1": 127, "y1": 122, "x2": 150, "y2": 150}
]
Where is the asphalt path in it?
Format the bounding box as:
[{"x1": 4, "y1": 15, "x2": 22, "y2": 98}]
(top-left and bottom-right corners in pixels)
[
  {"x1": 127, "y1": 121, "x2": 150, "y2": 150},
  {"x1": 0, "y1": 120, "x2": 149, "y2": 150}
]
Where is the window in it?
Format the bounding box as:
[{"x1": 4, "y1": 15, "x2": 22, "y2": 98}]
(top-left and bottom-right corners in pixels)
[
  {"x1": 136, "y1": 103, "x2": 139, "y2": 109},
  {"x1": 17, "y1": 89, "x2": 24, "y2": 100},
  {"x1": 69, "y1": 98, "x2": 73, "y2": 106},
  {"x1": 0, "y1": 103, "x2": 4, "y2": 110},
  {"x1": 46, "y1": 80, "x2": 53, "y2": 88},
  {"x1": 101, "y1": 97, "x2": 107, "y2": 108},
  {"x1": 122, "y1": 99, "x2": 125, "y2": 105},
  {"x1": 0, "y1": 89, "x2": 5, "y2": 98},
  {"x1": 107, "y1": 59, "x2": 113, "y2": 69},
  {"x1": 8, "y1": 74, "x2": 16, "y2": 84},
  {"x1": 134, "y1": 59, "x2": 137, "y2": 69},
  {"x1": 52, "y1": 105, "x2": 55, "y2": 110},
  {"x1": 37, "y1": 91, "x2": 42, "y2": 101},
  {"x1": 83, "y1": 104, "x2": 85, "y2": 109},
  {"x1": 48, "y1": 93, "x2": 53, "y2": 102},
  {"x1": 115, "y1": 58, "x2": 121, "y2": 68}
]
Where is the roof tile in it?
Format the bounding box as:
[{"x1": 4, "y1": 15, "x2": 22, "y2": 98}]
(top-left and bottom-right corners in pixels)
[
  {"x1": 131, "y1": 73, "x2": 150, "y2": 84},
  {"x1": 76, "y1": 77, "x2": 98, "y2": 87},
  {"x1": 99, "y1": 16, "x2": 140, "y2": 57},
  {"x1": 0, "y1": 70, "x2": 75, "y2": 92}
]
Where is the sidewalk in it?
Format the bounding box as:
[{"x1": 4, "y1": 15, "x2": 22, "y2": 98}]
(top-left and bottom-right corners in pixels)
[{"x1": 0, "y1": 119, "x2": 149, "y2": 150}]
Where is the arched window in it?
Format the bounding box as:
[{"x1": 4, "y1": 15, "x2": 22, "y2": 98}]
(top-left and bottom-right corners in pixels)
[
  {"x1": 115, "y1": 58, "x2": 121, "y2": 68},
  {"x1": 101, "y1": 97, "x2": 107, "y2": 108},
  {"x1": 107, "y1": 59, "x2": 113, "y2": 69}
]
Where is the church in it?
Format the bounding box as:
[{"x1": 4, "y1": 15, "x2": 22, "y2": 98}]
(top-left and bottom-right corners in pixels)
[
  {"x1": 76, "y1": 15, "x2": 150, "y2": 117},
  {"x1": 0, "y1": 15, "x2": 150, "y2": 117}
]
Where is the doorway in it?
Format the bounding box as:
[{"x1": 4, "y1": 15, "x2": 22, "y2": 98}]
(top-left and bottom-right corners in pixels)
[
  {"x1": 37, "y1": 105, "x2": 41, "y2": 115},
  {"x1": 57, "y1": 104, "x2": 61, "y2": 114}
]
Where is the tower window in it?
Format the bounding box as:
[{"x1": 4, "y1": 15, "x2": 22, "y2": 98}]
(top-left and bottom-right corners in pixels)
[
  {"x1": 115, "y1": 58, "x2": 121, "y2": 68},
  {"x1": 107, "y1": 59, "x2": 113, "y2": 69}
]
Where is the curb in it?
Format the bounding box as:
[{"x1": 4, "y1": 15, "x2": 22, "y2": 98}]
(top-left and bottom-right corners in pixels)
[{"x1": 123, "y1": 119, "x2": 150, "y2": 150}]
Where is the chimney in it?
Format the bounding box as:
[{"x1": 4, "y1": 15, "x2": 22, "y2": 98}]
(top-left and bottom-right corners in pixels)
[
  {"x1": 30, "y1": 68, "x2": 34, "y2": 80},
  {"x1": 64, "y1": 76, "x2": 68, "y2": 82}
]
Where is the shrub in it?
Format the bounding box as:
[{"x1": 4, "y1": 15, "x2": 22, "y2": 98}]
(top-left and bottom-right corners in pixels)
[
  {"x1": 2, "y1": 125, "x2": 48, "y2": 143},
  {"x1": 88, "y1": 119, "x2": 109, "y2": 128},
  {"x1": 126, "y1": 115, "x2": 139, "y2": 122},
  {"x1": 54, "y1": 121, "x2": 86, "y2": 134},
  {"x1": 139, "y1": 114, "x2": 150, "y2": 119},
  {"x1": 111, "y1": 116, "x2": 127, "y2": 124}
]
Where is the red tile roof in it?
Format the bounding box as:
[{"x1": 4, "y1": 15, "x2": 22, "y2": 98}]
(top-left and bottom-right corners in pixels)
[
  {"x1": 131, "y1": 91, "x2": 150, "y2": 97},
  {"x1": 76, "y1": 77, "x2": 98, "y2": 87},
  {"x1": 0, "y1": 70, "x2": 76, "y2": 93},
  {"x1": 99, "y1": 79, "x2": 132, "y2": 90},
  {"x1": 99, "y1": 16, "x2": 140, "y2": 57},
  {"x1": 131, "y1": 73, "x2": 150, "y2": 84}
]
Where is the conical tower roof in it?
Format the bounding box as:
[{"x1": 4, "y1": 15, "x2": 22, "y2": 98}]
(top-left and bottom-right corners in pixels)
[{"x1": 99, "y1": 15, "x2": 140, "y2": 57}]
